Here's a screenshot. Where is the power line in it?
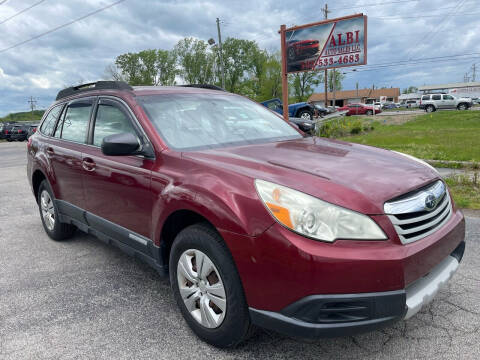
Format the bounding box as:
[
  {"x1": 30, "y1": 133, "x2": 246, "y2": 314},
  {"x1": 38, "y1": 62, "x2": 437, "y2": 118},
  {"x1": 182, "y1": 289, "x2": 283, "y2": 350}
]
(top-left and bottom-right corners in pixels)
[
  {"x1": 0, "y1": 0, "x2": 47, "y2": 25},
  {"x1": 0, "y1": 0, "x2": 127, "y2": 53},
  {"x1": 331, "y1": 0, "x2": 419, "y2": 11}
]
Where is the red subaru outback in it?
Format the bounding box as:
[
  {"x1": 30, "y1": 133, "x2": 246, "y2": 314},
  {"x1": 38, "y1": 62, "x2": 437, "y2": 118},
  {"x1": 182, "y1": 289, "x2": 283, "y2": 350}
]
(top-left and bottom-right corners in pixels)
[{"x1": 27, "y1": 82, "x2": 465, "y2": 348}]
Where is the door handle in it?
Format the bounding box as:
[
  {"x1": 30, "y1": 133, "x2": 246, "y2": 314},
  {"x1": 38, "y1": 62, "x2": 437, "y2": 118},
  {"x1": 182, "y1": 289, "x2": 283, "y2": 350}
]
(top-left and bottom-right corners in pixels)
[
  {"x1": 82, "y1": 157, "x2": 96, "y2": 172},
  {"x1": 46, "y1": 147, "x2": 54, "y2": 155}
]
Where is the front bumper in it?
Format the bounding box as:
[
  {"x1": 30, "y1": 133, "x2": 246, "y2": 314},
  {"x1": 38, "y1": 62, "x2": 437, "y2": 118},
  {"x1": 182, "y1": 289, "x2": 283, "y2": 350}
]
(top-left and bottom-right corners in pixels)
[{"x1": 250, "y1": 241, "x2": 465, "y2": 338}]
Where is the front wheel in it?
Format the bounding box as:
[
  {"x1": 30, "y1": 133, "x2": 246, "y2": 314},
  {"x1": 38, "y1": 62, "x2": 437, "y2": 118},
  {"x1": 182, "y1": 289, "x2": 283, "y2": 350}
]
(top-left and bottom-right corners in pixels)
[
  {"x1": 297, "y1": 110, "x2": 313, "y2": 120},
  {"x1": 457, "y1": 103, "x2": 468, "y2": 110},
  {"x1": 366, "y1": 110, "x2": 373, "y2": 116},
  {"x1": 170, "y1": 224, "x2": 253, "y2": 348}
]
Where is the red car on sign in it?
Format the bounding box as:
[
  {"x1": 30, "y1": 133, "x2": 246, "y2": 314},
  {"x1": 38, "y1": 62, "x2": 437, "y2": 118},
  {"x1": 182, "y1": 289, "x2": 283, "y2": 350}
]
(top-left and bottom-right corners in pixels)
[
  {"x1": 287, "y1": 39, "x2": 320, "y2": 61},
  {"x1": 338, "y1": 103, "x2": 382, "y2": 116}
]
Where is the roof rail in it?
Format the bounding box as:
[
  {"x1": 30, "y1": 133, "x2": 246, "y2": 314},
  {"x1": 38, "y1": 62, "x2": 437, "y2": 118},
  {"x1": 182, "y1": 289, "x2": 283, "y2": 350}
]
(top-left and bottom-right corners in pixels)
[
  {"x1": 180, "y1": 84, "x2": 226, "y2": 91},
  {"x1": 56, "y1": 81, "x2": 133, "y2": 101}
]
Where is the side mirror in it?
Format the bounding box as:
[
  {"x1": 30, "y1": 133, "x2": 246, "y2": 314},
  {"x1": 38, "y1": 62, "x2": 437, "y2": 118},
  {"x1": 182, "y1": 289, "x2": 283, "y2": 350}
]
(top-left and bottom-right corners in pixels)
[{"x1": 101, "y1": 133, "x2": 140, "y2": 156}]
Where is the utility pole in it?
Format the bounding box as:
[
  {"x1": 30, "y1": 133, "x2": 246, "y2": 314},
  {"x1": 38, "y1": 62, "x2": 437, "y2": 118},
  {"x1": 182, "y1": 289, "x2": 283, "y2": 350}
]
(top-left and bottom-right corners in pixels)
[
  {"x1": 28, "y1": 96, "x2": 37, "y2": 120},
  {"x1": 216, "y1": 18, "x2": 225, "y2": 89},
  {"x1": 322, "y1": 3, "x2": 330, "y2": 107},
  {"x1": 472, "y1": 64, "x2": 476, "y2": 82}
]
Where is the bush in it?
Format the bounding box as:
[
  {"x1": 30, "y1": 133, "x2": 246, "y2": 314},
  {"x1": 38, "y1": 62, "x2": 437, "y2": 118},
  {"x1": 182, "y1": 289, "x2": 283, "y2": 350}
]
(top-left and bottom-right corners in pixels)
[{"x1": 317, "y1": 117, "x2": 373, "y2": 138}]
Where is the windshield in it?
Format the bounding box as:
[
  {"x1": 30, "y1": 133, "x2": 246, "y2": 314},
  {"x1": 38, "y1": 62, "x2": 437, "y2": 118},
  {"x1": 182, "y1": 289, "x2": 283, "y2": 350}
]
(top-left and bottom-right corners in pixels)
[{"x1": 138, "y1": 93, "x2": 302, "y2": 151}]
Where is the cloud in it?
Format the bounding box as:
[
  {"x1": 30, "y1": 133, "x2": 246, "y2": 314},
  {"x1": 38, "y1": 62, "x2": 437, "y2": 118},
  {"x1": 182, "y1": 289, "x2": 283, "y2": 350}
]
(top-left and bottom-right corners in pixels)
[{"x1": 0, "y1": 0, "x2": 479, "y2": 115}]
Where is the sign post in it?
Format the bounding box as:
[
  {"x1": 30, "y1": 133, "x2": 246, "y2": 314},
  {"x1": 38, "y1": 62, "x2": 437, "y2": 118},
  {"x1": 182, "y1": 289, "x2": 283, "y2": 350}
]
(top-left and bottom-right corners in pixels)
[
  {"x1": 280, "y1": 24, "x2": 289, "y2": 122},
  {"x1": 280, "y1": 13, "x2": 367, "y2": 115}
]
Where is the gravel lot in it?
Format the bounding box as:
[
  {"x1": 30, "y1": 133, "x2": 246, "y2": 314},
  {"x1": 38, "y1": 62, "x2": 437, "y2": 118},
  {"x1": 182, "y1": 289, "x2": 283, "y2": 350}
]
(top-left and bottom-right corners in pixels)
[{"x1": 1, "y1": 141, "x2": 479, "y2": 359}]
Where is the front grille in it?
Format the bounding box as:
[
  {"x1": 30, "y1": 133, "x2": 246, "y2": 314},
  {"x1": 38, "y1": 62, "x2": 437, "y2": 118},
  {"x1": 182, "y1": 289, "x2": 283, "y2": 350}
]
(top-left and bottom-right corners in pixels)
[{"x1": 384, "y1": 181, "x2": 452, "y2": 244}]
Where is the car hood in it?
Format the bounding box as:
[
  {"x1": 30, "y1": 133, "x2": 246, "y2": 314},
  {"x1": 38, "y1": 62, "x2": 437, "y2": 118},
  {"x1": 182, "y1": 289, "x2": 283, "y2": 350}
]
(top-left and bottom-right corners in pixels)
[{"x1": 183, "y1": 137, "x2": 439, "y2": 214}]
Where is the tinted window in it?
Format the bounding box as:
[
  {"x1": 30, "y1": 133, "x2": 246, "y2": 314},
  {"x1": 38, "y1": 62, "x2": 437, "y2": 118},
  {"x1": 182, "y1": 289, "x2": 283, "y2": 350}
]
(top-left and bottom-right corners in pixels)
[
  {"x1": 432, "y1": 95, "x2": 441, "y2": 100},
  {"x1": 59, "y1": 102, "x2": 92, "y2": 143},
  {"x1": 40, "y1": 105, "x2": 63, "y2": 136},
  {"x1": 139, "y1": 94, "x2": 301, "y2": 151},
  {"x1": 443, "y1": 95, "x2": 454, "y2": 100},
  {"x1": 422, "y1": 95, "x2": 430, "y2": 100},
  {"x1": 93, "y1": 103, "x2": 137, "y2": 146}
]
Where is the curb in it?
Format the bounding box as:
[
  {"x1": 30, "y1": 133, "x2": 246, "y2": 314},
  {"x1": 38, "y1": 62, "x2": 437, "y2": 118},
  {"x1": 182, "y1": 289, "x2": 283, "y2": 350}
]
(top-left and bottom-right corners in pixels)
[{"x1": 424, "y1": 159, "x2": 479, "y2": 169}]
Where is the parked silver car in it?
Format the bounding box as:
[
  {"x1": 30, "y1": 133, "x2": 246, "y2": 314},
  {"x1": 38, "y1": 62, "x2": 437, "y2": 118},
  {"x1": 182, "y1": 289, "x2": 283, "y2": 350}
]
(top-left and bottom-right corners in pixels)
[{"x1": 420, "y1": 94, "x2": 472, "y2": 112}]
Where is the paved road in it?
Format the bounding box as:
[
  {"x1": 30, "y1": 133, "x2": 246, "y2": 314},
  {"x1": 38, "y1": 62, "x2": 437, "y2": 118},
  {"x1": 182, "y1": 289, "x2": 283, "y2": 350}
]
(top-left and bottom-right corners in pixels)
[{"x1": 1, "y1": 141, "x2": 479, "y2": 359}]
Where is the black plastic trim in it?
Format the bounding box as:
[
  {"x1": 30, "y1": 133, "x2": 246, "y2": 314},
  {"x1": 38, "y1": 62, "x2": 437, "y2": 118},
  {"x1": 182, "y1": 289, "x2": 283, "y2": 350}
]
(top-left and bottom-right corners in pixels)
[
  {"x1": 250, "y1": 290, "x2": 407, "y2": 338},
  {"x1": 55, "y1": 200, "x2": 167, "y2": 276},
  {"x1": 56, "y1": 81, "x2": 133, "y2": 101},
  {"x1": 450, "y1": 240, "x2": 465, "y2": 263}
]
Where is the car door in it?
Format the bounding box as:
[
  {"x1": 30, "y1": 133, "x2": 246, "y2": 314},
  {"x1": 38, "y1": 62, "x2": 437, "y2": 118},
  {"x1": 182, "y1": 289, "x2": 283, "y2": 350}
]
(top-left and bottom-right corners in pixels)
[
  {"x1": 81, "y1": 97, "x2": 154, "y2": 241},
  {"x1": 431, "y1": 94, "x2": 442, "y2": 108},
  {"x1": 44, "y1": 98, "x2": 93, "y2": 212},
  {"x1": 442, "y1": 94, "x2": 456, "y2": 109}
]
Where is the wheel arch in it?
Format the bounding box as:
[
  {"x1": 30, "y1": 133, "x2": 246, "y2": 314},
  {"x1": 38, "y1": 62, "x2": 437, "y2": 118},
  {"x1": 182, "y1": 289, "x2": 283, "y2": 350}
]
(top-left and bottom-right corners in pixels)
[
  {"x1": 32, "y1": 169, "x2": 48, "y2": 203},
  {"x1": 159, "y1": 209, "x2": 219, "y2": 268}
]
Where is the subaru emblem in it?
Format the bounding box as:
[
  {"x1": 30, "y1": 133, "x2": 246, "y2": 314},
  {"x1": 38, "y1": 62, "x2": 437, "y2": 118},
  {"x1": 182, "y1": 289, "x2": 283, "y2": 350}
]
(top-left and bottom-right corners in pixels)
[{"x1": 424, "y1": 194, "x2": 437, "y2": 211}]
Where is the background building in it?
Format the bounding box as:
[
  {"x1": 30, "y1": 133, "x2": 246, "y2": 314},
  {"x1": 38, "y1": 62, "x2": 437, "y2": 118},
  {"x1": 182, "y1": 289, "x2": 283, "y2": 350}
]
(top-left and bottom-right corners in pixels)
[
  {"x1": 418, "y1": 82, "x2": 480, "y2": 99},
  {"x1": 308, "y1": 88, "x2": 400, "y2": 107}
]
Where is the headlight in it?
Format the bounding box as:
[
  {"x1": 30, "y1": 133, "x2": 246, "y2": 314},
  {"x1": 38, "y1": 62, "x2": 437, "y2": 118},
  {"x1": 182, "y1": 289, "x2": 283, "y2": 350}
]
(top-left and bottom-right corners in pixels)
[
  {"x1": 392, "y1": 151, "x2": 438, "y2": 174},
  {"x1": 255, "y1": 180, "x2": 387, "y2": 242}
]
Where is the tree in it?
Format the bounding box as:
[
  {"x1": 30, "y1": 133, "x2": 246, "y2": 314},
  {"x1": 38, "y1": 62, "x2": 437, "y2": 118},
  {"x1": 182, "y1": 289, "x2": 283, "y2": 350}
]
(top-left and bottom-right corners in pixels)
[
  {"x1": 402, "y1": 86, "x2": 418, "y2": 94},
  {"x1": 174, "y1": 38, "x2": 215, "y2": 84},
  {"x1": 218, "y1": 38, "x2": 259, "y2": 93},
  {"x1": 156, "y1": 49, "x2": 177, "y2": 86},
  {"x1": 327, "y1": 69, "x2": 345, "y2": 92},
  {"x1": 289, "y1": 71, "x2": 323, "y2": 102}
]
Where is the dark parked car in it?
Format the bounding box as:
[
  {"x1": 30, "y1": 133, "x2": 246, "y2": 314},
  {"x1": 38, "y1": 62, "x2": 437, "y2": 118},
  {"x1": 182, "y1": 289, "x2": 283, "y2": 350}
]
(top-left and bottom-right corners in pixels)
[
  {"x1": 337, "y1": 103, "x2": 382, "y2": 116},
  {"x1": 26, "y1": 124, "x2": 39, "y2": 139},
  {"x1": 27, "y1": 81, "x2": 465, "y2": 348},
  {"x1": 1, "y1": 122, "x2": 19, "y2": 141},
  {"x1": 287, "y1": 39, "x2": 320, "y2": 61},
  {"x1": 10, "y1": 124, "x2": 29, "y2": 141},
  {"x1": 289, "y1": 117, "x2": 316, "y2": 134}
]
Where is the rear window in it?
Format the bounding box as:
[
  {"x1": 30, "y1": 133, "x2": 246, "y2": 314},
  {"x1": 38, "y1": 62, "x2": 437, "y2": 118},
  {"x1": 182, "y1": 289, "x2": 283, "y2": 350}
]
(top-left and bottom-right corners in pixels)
[
  {"x1": 40, "y1": 105, "x2": 63, "y2": 136},
  {"x1": 432, "y1": 95, "x2": 441, "y2": 100},
  {"x1": 422, "y1": 95, "x2": 430, "y2": 100},
  {"x1": 56, "y1": 102, "x2": 92, "y2": 143}
]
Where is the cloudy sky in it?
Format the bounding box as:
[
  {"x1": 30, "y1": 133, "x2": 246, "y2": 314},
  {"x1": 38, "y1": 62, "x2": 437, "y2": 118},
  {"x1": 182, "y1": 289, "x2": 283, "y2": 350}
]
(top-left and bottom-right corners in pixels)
[{"x1": 0, "y1": 0, "x2": 479, "y2": 116}]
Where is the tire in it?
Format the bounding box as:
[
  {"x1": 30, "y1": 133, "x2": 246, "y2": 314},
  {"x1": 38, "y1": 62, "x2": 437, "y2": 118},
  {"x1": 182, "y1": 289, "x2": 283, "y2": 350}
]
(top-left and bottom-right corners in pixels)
[
  {"x1": 169, "y1": 223, "x2": 254, "y2": 348},
  {"x1": 426, "y1": 105, "x2": 435, "y2": 113},
  {"x1": 297, "y1": 109, "x2": 313, "y2": 120},
  {"x1": 457, "y1": 103, "x2": 467, "y2": 110},
  {"x1": 37, "y1": 180, "x2": 76, "y2": 241},
  {"x1": 6, "y1": 138, "x2": 12, "y2": 142},
  {"x1": 366, "y1": 110, "x2": 373, "y2": 116}
]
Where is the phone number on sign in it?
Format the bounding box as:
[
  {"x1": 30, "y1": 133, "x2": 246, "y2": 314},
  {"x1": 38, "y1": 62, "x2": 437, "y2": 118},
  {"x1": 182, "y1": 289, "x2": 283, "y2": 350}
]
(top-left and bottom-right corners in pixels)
[{"x1": 301, "y1": 54, "x2": 360, "y2": 70}]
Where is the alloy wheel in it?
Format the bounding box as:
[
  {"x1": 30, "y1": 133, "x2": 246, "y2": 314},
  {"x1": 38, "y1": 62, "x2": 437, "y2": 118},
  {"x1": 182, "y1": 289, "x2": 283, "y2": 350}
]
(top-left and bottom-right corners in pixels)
[
  {"x1": 177, "y1": 249, "x2": 227, "y2": 328},
  {"x1": 40, "y1": 190, "x2": 55, "y2": 231}
]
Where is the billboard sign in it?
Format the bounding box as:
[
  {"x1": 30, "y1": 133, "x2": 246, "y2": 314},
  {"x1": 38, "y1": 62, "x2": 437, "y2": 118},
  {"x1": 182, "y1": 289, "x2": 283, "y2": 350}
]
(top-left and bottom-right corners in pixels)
[{"x1": 285, "y1": 14, "x2": 367, "y2": 73}]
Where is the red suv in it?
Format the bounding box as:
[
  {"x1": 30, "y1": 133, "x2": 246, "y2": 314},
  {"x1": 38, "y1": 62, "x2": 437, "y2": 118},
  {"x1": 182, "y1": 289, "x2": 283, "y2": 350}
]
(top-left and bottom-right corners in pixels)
[{"x1": 27, "y1": 81, "x2": 465, "y2": 348}]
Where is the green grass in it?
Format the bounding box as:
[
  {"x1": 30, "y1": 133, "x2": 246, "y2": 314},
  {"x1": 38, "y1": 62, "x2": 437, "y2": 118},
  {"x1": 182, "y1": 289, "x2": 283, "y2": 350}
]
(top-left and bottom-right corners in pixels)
[
  {"x1": 342, "y1": 111, "x2": 480, "y2": 162},
  {"x1": 445, "y1": 174, "x2": 480, "y2": 209}
]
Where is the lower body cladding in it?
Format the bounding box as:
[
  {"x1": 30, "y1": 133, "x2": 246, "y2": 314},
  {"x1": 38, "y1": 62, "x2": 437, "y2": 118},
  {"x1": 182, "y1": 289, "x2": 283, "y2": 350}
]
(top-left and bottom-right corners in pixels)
[{"x1": 249, "y1": 241, "x2": 465, "y2": 338}]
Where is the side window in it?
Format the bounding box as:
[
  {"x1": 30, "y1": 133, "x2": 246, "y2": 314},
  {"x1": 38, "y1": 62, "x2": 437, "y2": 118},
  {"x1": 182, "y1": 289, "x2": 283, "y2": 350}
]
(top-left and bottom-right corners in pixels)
[
  {"x1": 92, "y1": 102, "x2": 137, "y2": 146},
  {"x1": 422, "y1": 95, "x2": 430, "y2": 101},
  {"x1": 432, "y1": 95, "x2": 441, "y2": 100},
  {"x1": 443, "y1": 95, "x2": 454, "y2": 100},
  {"x1": 39, "y1": 105, "x2": 63, "y2": 136},
  {"x1": 59, "y1": 102, "x2": 92, "y2": 143}
]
